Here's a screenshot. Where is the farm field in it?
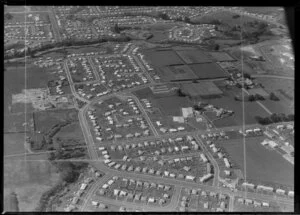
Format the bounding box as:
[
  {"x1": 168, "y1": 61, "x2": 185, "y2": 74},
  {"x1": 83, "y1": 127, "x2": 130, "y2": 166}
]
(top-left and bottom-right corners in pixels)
[
  {"x1": 189, "y1": 63, "x2": 229, "y2": 79},
  {"x1": 4, "y1": 133, "x2": 27, "y2": 156},
  {"x1": 4, "y1": 158, "x2": 60, "y2": 211},
  {"x1": 219, "y1": 136, "x2": 294, "y2": 187},
  {"x1": 143, "y1": 50, "x2": 184, "y2": 67}
]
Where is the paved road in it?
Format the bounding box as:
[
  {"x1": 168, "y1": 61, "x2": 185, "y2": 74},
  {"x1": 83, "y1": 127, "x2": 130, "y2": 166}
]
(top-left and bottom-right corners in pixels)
[
  {"x1": 87, "y1": 56, "x2": 101, "y2": 81},
  {"x1": 194, "y1": 135, "x2": 220, "y2": 187},
  {"x1": 63, "y1": 62, "x2": 90, "y2": 103},
  {"x1": 251, "y1": 74, "x2": 294, "y2": 80},
  {"x1": 127, "y1": 93, "x2": 159, "y2": 137},
  {"x1": 63, "y1": 50, "x2": 294, "y2": 211},
  {"x1": 80, "y1": 173, "x2": 113, "y2": 211},
  {"x1": 48, "y1": 8, "x2": 62, "y2": 42}
]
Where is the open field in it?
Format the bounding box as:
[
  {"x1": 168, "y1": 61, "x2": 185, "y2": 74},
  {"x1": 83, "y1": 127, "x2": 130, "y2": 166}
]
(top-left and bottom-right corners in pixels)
[
  {"x1": 4, "y1": 158, "x2": 60, "y2": 212},
  {"x1": 189, "y1": 63, "x2": 229, "y2": 79},
  {"x1": 33, "y1": 108, "x2": 78, "y2": 134},
  {"x1": 219, "y1": 136, "x2": 294, "y2": 186},
  {"x1": 5, "y1": 6, "x2": 27, "y2": 12},
  {"x1": 200, "y1": 84, "x2": 271, "y2": 127},
  {"x1": 208, "y1": 52, "x2": 235, "y2": 62},
  {"x1": 155, "y1": 96, "x2": 192, "y2": 116},
  {"x1": 4, "y1": 112, "x2": 34, "y2": 133},
  {"x1": 4, "y1": 133, "x2": 27, "y2": 156},
  {"x1": 191, "y1": 10, "x2": 267, "y2": 27},
  {"x1": 160, "y1": 65, "x2": 198, "y2": 81},
  {"x1": 144, "y1": 50, "x2": 184, "y2": 67},
  {"x1": 176, "y1": 50, "x2": 212, "y2": 64}
]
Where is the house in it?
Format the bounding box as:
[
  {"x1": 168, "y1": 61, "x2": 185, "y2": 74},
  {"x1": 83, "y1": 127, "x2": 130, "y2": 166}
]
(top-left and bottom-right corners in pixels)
[
  {"x1": 92, "y1": 201, "x2": 99, "y2": 206},
  {"x1": 185, "y1": 175, "x2": 195, "y2": 181},
  {"x1": 242, "y1": 182, "x2": 255, "y2": 189},
  {"x1": 182, "y1": 107, "x2": 193, "y2": 118},
  {"x1": 148, "y1": 197, "x2": 155, "y2": 203}
]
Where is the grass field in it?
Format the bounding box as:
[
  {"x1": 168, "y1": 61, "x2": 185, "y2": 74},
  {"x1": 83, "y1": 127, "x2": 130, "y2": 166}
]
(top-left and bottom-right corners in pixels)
[
  {"x1": 4, "y1": 133, "x2": 27, "y2": 156},
  {"x1": 144, "y1": 50, "x2": 184, "y2": 67},
  {"x1": 4, "y1": 158, "x2": 60, "y2": 211},
  {"x1": 209, "y1": 52, "x2": 235, "y2": 62},
  {"x1": 34, "y1": 108, "x2": 78, "y2": 134},
  {"x1": 199, "y1": 84, "x2": 271, "y2": 127},
  {"x1": 220, "y1": 136, "x2": 294, "y2": 186},
  {"x1": 160, "y1": 65, "x2": 198, "y2": 81},
  {"x1": 155, "y1": 96, "x2": 192, "y2": 116},
  {"x1": 191, "y1": 10, "x2": 265, "y2": 27},
  {"x1": 189, "y1": 63, "x2": 229, "y2": 79},
  {"x1": 175, "y1": 50, "x2": 213, "y2": 64},
  {"x1": 4, "y1": 112, "x2": 34, "y2": 133}
]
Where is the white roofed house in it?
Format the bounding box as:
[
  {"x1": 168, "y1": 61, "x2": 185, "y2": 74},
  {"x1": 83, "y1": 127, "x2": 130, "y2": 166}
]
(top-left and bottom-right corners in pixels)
[{"x1": 182, "y1": 107, "x2": 193, "y2": 118}]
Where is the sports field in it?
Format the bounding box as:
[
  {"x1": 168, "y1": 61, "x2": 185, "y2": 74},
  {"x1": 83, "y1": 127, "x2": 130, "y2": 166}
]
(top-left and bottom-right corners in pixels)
[
  {"x1": 155, "y1": 96, "x2": 193, "y2": 116},
  {"x1": 189, "y1": 63, "x2": 229, "y2": 79},
  {"x1": 160, "y1": 65, "x2": 198, "y2": 81},
  {"x1": 144, "y1": 50, "x2": 184, "y2": 67},
  {"x1": 176, "y1": 50, "x2": 213, "y2": 64},
  {"x1": 181, "y1": 81, "x2": 223, "y2": 97},
  {"x1": 209, "y1": 52, "x2": 235, "y2": 62},
  {"x1": 220, "y1": 136, "x2": 294, "y2": 187}
]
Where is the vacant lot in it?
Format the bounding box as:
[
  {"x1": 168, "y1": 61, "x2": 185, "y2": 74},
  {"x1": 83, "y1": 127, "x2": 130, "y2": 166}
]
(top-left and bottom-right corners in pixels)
[
  {"x1": 34, "y1": 109, "x2": 78, "y2": 134},
  {"x1": 189, "y1": 63, "x2": 229, "y2": 79},
  {"x1": 220, "y1": 136, "x2": 294, "y2": 186},
  {"x1": 4, "y1": 158, "x2": 60, "y2": 211},
  {"x1": 4, "y1": 133, "x2": 27, "y2": 156},
  {"x1": 155, "y1": 96, "x2": 192, "y2": 116},
  {"x1": 176, "y1": 50, "x2": 212, "y2": 64},
  {"x1": 144, "y1": 50, "x2": 184, "y2": 67}
]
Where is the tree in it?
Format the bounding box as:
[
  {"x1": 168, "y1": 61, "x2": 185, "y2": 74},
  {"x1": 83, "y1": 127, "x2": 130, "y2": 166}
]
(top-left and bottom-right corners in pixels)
[
  {"x1": 4, "y1": 13, "x2": 13, "y2": 20},
  {"x1": 248, "y1": 95, "x2": 255, "y2": 101},
  {"x1": 114, "y1": 23, "x2": 120, "y2": 34},
  {"x1": 214, "y1": 44, "x2": 220, "y2": 51},
  {"x1": 177, "y1": 88, "x2": 187, "y2": 97},
  {"x1": 269, "y1": 92, "x2": 280, "y2": 101},
  {"x1": 254, "y1": 94, "x2": 265, "y2": 101},
  {"x1": 243, "y1": 73, "x2": 251, "y2": 79},
  {"x1": 232, "y1": 14, "x2": 240, "y2": 19}
]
